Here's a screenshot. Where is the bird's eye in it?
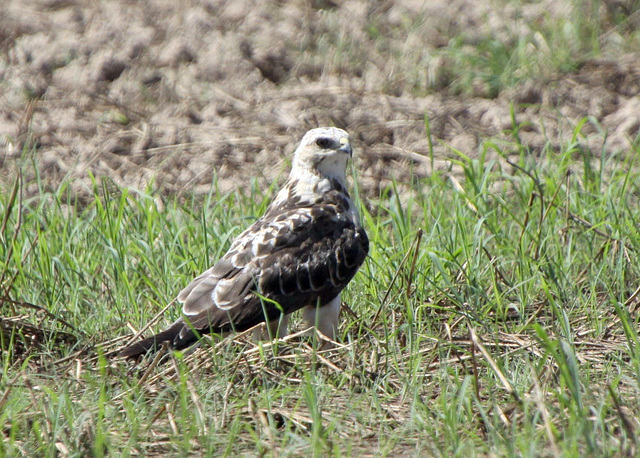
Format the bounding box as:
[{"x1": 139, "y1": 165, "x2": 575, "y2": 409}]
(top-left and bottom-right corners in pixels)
[{"x1": 315, "y1": 137, "x2": 331, "y2": 148}]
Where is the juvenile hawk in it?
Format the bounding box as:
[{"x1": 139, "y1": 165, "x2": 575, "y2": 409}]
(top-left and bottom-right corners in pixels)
[{"x1": 119, "y1": 127, "x2": 368, "y2": 358}]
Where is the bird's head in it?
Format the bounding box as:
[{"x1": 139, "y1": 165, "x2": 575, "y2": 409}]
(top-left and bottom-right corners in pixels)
[{"x1": 291, "y1": 127, "x2": 353, "y2": 181}]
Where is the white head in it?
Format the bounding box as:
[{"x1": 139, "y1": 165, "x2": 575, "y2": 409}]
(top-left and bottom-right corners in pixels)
[{"x1": 291, "y1": 127, "x2": 353, "y2": 183}]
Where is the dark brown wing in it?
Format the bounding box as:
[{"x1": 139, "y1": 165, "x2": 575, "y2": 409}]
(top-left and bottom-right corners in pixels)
[{"x1": 119, "y1": 204, "x2": 368, "y2": 357}]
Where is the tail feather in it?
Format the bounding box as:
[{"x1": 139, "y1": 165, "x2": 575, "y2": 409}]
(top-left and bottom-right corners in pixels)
[{"x1": 118, "y1": 321, "x2": 197, "y2": 358}]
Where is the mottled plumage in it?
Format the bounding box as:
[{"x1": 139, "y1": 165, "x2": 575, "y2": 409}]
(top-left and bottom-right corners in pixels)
[{"x1": 119, "y1": 127, "x2": 368, "y2": 358}]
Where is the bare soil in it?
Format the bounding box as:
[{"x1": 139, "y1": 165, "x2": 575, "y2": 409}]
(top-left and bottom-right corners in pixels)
[{"x1": 1, "y1": 0, "x2": 639, "y2": 201}]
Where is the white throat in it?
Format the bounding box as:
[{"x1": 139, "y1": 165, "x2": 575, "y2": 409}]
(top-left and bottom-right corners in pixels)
[{"x1": 291, "y1": 153, "x2": 348, "y2": 186}]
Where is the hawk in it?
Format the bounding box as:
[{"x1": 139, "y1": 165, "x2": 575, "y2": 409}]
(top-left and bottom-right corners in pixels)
[{"x1": 119, "y1": 127, "x2": 368, "y2": 358}]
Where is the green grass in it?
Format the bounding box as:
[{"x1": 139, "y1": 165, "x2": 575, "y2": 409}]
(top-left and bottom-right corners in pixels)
[
  {"x1": 316, "y1": 0, "x2": 640, "y2": 97},
  {"x1": 2, "y1": 119, "x2": 640, "y2": 455},
  {"x1": 432, "y1": 0, "x2": 638, "y2": 97}
]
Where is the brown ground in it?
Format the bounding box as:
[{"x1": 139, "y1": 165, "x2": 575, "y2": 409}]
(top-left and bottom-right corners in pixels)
[{"x1": 1, "y1": 0, "x2": 639, "y2": 201}]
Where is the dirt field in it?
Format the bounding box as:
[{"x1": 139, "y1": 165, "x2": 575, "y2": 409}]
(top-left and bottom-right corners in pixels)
[{"x1": 1, "y1": 0, "x2": 639, "y2": 200}]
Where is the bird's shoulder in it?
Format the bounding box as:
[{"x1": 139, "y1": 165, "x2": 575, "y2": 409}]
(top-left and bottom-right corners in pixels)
[{"x1": 178, "y1": 195, "x2": 365, "y2": 317}]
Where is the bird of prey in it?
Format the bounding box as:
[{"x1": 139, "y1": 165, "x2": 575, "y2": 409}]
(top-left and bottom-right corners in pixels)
[{"x1": 119, "y1": 127, "x2": 368, "y2": 358}]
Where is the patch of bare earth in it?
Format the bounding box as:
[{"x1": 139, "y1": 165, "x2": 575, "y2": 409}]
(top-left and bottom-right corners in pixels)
[{"x1": 1, "y1": 0, "x2": 639, "y2": 202}]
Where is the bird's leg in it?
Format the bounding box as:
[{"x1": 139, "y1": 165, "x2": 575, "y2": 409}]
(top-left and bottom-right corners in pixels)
[{"x1": 302, "y1": 294, "x2": 341, "y2": 342}]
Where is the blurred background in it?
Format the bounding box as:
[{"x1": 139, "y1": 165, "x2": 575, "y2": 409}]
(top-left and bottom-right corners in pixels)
[{"x1": 1, "y1": 0, "x2": 639, "y2": 199}]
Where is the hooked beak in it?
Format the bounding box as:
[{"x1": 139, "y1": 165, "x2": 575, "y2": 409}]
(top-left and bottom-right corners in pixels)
[{"x1": 339, "y1": 137, "x2": 353, "y2": 157}]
